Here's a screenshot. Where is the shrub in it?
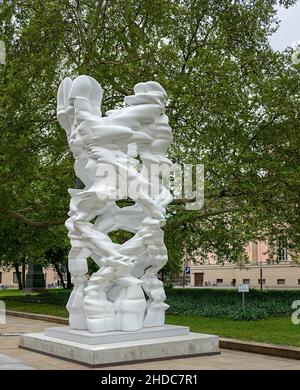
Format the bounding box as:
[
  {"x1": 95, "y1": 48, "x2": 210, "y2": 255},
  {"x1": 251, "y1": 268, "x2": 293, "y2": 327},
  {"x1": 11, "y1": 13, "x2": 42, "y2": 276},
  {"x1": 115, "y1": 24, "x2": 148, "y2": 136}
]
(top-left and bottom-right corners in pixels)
[
  {"x1": 2, "y1": 287, "x2": 300, "y2": 321},
  {"x1": 165, "y1": 288, "x2": 300, "y2": 320},
  {"x1": 2, "y1": 289, "x2": 71, "y2": 305}
]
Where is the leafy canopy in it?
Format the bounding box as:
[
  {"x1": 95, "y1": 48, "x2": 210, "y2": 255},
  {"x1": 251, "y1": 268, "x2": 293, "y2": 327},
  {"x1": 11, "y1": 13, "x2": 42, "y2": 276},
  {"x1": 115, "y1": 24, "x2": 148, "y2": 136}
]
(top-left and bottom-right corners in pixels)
[{"x1": 0, "y1": 1, "x2": 299, "y2": 276}]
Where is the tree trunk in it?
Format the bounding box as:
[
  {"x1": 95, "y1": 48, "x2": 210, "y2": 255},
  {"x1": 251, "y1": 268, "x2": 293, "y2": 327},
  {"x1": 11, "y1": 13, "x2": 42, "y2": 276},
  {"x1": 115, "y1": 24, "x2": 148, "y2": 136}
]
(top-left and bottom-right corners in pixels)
[
  {"x1": 21, "y1": 262, "x2": 26, "y2": 289},
  {"x1": 53, "y1": 262, "x2": 65, "y2": 289},
  {"x1": 66, "y1": 262, "x2": 72, "y2": 289},
  {"x1": 13, "y1": 264, "x2": 22, "y2": 290}
]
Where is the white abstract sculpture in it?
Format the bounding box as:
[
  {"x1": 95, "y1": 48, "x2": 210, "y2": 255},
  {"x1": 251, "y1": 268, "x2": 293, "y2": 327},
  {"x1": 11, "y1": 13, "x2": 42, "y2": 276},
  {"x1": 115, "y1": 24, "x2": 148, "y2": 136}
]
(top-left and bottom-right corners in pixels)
[{"x1": 57, "y1": 75, "x2": 173, "y2": 333}]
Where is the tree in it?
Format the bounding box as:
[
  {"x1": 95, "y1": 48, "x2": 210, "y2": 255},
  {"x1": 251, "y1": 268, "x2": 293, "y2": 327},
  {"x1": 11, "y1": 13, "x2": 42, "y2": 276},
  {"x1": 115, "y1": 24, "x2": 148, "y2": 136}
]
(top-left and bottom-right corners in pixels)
[
  {"x1": 43, "y1": 245, "x2": 72, "y2": 289},
  {"x1": 0, "y1": 219, "x2": 48, "y2": 289},
  {"x1": 1, "y1": 1, "x2": 300, "y2": 279}
]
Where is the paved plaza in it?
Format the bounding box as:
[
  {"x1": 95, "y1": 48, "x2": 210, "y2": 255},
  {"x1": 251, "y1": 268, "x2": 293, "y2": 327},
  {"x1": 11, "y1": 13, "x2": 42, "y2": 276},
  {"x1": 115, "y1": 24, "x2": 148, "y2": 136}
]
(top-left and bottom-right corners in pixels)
[{"x1": 1, "y1": 316, "x2": 300, "y2": 370}]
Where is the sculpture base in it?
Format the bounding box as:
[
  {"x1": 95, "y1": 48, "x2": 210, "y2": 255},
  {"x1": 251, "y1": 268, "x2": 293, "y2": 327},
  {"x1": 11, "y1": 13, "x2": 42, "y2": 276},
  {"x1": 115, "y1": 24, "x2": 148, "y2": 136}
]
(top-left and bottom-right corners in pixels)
[
  {"x1": 19, "y1": 325, "x2": 219, "y2": 367},
  {"x1": 44, "y1": 324, "x2": 190, "y2": 344}
]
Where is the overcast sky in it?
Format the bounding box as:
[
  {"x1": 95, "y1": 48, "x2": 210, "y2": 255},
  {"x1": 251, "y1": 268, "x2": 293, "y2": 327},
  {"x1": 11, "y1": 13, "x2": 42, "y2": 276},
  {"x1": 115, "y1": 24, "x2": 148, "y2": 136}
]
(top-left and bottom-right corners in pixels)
[{"x1": 269, "y1": 1, "x2": 300, "y2": 51}]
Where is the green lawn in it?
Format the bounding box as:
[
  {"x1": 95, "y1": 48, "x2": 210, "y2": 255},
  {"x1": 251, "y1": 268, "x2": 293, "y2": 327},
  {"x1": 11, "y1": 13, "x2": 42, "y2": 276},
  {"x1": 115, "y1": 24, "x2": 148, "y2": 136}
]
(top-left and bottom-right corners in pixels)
[
  {"x1": 0, "y1": 288, "x2": 64, "y2": 297},
  {"x1": 0, "y1": 289, "x2": 27, "y2": 297},
  {"x1": 4, "y1": 300, "x2": 68, "y2": 318},
  {"x1": 166, "y1": 315, "x2": 300, "y2": 348},
  {"x1": 3, "y1": 298, "x2": 300, "y2": 348}
]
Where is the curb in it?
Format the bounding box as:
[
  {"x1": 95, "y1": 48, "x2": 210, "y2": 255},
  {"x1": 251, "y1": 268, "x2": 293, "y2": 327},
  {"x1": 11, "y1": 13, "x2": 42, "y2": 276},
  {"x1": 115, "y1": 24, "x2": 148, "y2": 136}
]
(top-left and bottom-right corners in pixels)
[
  {"x1": 6, "y1": 311, "x2": 300, "y2": 361},
  {"x1": 219, "y1": 338, "x2": 300, "y2": 361},
  {"x1": 6, "y1": 310, "x2": 68, "y2": 325}
]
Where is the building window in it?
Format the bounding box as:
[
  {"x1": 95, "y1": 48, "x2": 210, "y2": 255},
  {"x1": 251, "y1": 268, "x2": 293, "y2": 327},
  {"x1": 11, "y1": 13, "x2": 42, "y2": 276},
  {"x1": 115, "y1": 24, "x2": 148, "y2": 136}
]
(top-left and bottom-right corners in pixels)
[
  {"x1": 298, "y1": 279, "x2": 300, "y2": 285},
  {"x1": 258, "y1": 279, "x2": 266, "y2": 285},
  {"x1": 216, "y1": 278, "x2": 223, "y2": 284},
  {"x1": 0, "y1": 271, "x2": 2, "y2": 284},
  {"x1": 277, "y1": 279, "x2": 285, "y2": 285},
  {"x1": 277, "y1": 236, "x2": 288, "y2": 262},
  {"x1": 12, "y1": 272, "x2": 22, "y2": 284},
  {"x1": 243, "y1": 279, "x2": 250, "y2": 284}
]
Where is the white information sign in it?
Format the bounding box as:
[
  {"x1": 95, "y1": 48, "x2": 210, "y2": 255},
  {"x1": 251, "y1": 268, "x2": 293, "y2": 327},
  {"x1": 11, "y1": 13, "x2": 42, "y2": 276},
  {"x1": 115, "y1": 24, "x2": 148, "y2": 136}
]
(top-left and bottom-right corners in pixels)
[{"x1": 238, "y1": 284, "x2": 249, "y2": 293}]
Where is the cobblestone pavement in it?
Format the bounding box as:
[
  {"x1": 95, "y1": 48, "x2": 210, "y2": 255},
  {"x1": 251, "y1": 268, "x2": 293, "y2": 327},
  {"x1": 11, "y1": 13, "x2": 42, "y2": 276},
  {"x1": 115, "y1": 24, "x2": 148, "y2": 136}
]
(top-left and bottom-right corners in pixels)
[{"x1": 1, "y1": 316, "x2": 300, "y2": 370}]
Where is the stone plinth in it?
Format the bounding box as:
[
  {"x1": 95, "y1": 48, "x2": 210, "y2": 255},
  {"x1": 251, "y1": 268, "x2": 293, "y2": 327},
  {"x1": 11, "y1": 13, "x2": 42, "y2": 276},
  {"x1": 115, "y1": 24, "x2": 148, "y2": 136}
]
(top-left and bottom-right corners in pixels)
[
  {"x1": 25, "y1": 263, "x2": 45, "y2": 290},
  {"x1": 44, "y1": 324, "x2": 189, "y2": 344},
  {"x1": 19, "y1": 325, "x2": 219, "y2": 367}
]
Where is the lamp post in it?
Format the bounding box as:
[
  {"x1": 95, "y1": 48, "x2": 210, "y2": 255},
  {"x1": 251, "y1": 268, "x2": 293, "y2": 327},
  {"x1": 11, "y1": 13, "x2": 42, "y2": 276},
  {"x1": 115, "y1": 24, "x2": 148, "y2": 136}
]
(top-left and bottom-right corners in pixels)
[{"x1": 182, "y1": 262, "x2": 186, "y2": 288}]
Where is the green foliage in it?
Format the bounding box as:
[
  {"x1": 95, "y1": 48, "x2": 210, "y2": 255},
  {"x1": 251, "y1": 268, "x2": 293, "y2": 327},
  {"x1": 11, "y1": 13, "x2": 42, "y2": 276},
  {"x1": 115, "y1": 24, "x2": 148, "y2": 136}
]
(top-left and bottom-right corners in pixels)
[
  {"x1": 3, "y1": 287, "x2": 299, "y2": 321},
  {"x1": 87, "y1": 257, "x2": 99, "y2": 275},
  {"x1": 165, "y1": 288, "x2": 300, "y2": 320},
  {"x1": 163, "y1": 214, "x2": 186, "y2": 277},
  {"x1": 2, "y1": 288, "x2": 71, "y2": 305},
  {"x1": 1, "y1": 1, "x2": 300, "y2": 275},
  {"x1": 108, "y1": 230, "x2": 135, "y2": 245}
]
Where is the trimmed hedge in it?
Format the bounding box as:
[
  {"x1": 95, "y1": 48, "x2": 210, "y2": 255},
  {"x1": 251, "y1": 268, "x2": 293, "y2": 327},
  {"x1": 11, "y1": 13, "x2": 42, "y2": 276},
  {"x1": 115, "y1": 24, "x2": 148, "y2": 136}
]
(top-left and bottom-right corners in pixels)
[
  {"x1": 2, "y1": 289, "x2": 71, "y2": 305},
  {"x1": 165, "y1": 288, "x2": 300, "y2": 320},
  {"x1": 2, "y1": 288, "x2": 300, "y2": 321}
]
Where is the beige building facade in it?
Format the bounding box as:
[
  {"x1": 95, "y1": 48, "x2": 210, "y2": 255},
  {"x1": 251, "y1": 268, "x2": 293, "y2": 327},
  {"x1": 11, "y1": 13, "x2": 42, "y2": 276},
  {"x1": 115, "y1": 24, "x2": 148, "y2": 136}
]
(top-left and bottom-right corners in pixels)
[
  {"x1": 190, "y1": 241, "x2": 300, "y2": 289},
  {"x1": 0, "y1": 267, "x2": 58, "y2": 288}
]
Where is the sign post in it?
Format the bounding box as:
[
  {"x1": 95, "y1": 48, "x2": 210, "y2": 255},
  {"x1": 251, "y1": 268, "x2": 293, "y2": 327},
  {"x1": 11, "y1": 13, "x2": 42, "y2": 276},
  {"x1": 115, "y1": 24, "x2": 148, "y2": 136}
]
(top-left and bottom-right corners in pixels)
[{"x1": 238, "y1": 284, "x2": 249, "y2": 309}]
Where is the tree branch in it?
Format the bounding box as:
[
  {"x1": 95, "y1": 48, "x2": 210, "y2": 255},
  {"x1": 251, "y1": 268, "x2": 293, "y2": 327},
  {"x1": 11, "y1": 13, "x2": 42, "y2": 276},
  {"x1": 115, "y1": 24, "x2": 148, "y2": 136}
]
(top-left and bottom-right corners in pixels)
[{"x1": 8, "y1": 211, "x2": 65, "y2": 228}]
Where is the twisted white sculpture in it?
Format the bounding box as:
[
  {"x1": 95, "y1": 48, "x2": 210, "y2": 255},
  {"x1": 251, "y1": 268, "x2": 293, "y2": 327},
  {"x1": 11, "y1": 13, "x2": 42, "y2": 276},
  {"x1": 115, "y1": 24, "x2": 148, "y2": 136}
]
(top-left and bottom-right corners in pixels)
[{"x1": 57, "y1": 76, "x2": 173, "y2": 333}]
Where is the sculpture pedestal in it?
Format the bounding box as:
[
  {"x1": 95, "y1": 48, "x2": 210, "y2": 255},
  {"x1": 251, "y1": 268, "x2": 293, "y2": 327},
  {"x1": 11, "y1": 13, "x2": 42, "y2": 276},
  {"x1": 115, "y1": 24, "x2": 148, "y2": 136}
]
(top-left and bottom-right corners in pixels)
[
  {"x1": 19, "y1": 325, "x2": 219, "y2": 367},
  {"x1": 25, "y1": 263, "x2": 45, "y2": 290}
]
